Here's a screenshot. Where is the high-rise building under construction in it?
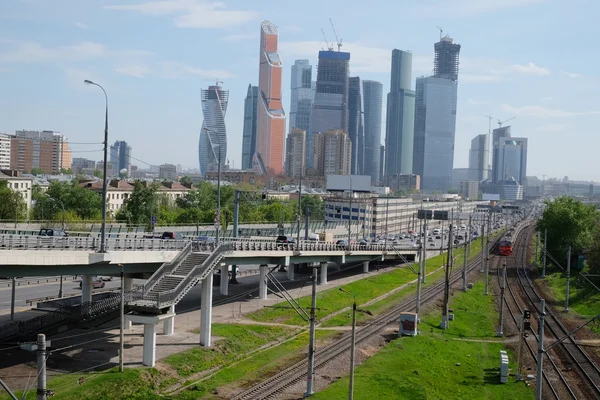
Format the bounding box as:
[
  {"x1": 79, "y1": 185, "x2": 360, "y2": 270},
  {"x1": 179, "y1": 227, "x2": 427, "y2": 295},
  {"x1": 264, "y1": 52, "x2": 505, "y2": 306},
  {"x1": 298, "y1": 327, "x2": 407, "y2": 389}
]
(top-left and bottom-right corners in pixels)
[
  {"x1": 254, "y1": 21, "x2": 285, "y2": 175},
  {"x1": 308, "y1": 50, "x2": 350, "y2": 170}
]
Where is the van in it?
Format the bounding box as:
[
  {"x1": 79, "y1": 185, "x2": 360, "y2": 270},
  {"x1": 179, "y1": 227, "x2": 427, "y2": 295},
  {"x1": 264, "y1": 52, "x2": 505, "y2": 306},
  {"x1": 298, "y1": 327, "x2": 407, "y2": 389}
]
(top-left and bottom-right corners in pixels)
[{"x1": 39, "y1": 228, "x2": 68, "y2": 237}]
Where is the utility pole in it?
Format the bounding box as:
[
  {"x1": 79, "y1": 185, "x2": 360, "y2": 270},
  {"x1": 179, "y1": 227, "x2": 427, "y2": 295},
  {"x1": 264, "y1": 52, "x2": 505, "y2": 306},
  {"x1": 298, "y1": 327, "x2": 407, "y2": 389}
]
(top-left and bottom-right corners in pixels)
[
  {"x1": 348, "y1": 300, "x2": 356, "y2": 400},
  {"x1": 497, "y1": 262, "x2": 507, "y2": 336},
  {"x1": 422, "y1": 217, "x2": 428, "y2": 284},
  {"x1": 347, "y1": 175, "x2": 352, "y2": 247},
  {"x1": 534, "y1": 231, "x2": 539, "y2": 266},
  {"x1": 305, "y1": 267, "x2": 318, "y2": 397},
  {"x1": 297, "y1": 174, "x2": 303, "y2": 245},
  {"x1": 462, "y1": 217, "x2": 469, "y2": 291},
  {"x1": 535, "y1": 299, "x2": 546, "y2": 400},
  {"x1": 304, "y1": 204, "x2": 310, "y2": 240},
  {"x1": 416, "y1": 218, "x2": 424, "y2": 316},
  {"x1": 441, "y1": 225, "x2": 453, "y2": 329},
  {"x1": 10, "y1": 278, "x2": 15, "y2": 320},
  {"x1": 485, "y1": 211, "x2": 491, "y2": 295},
  {"x1": 480, "y1": 222, "x2": 485, "y2": 273},
  {"x1": 119, "y1": 264, "x2": 125, "y2": 372},
  {"x1": 564, "y1": 246, "x2": 571, "y2": 312},
  {"x1": 37, "y1": 333, "x2": 47, "y2": 400},
  {"x1": 541, "y1": 229, "x2": 547, "y2": 278}
]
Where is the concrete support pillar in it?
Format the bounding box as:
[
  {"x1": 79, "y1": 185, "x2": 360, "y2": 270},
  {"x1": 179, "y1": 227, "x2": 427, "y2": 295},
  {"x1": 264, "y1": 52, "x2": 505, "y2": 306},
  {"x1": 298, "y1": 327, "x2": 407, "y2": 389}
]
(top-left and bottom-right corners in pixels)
[
  {"x1": 81, "y1": 275, "x2": 93, "y2": 303},
  {"x1": 363, "y1": 261, "x2": 369, "y2": 273},
  {"x1": 163, "y1": 305, "x2": 175, "y2": 336},
  {"x1": 259, "y1": 264, "x2": 268, "y2": 300},
  {"x1": 286, "y1": 264, "x2": 296, "y2": 281},
  {"x1": 200, "y1": 274, "x2": 214, "y2": 347},
  {"x1": 219, "y1": 265, "x2": 229, "y2": 296},
  {"x1": 319, "y1": 262, "x2": 328, "y2": 285},
  {"x1": 143, "y1": 323, "x2": 157, "y2": 367},
  {"x1": 124, "y1": 277, "x2": 134, "y2": 329}
]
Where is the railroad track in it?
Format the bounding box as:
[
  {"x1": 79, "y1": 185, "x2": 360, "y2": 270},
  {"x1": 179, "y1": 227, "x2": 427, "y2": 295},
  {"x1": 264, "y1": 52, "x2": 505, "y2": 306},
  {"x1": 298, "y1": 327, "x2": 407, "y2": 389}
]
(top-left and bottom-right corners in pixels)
[
  {"x1": 500, "y1": 226, "x2": 574, "y2": 399},
  {"x1": 232, "y1": 230, "x2": 512, "y2": 400},
  {"x1": 512, "y1": 227, "x2": 600, "y2": 398}
]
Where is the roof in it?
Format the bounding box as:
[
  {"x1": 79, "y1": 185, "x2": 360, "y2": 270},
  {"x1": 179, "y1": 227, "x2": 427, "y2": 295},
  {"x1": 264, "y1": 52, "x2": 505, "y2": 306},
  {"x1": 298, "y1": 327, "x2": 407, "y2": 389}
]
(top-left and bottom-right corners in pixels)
[{"x1": 81, "y1": 180, "x2": 191, "y2": 192}]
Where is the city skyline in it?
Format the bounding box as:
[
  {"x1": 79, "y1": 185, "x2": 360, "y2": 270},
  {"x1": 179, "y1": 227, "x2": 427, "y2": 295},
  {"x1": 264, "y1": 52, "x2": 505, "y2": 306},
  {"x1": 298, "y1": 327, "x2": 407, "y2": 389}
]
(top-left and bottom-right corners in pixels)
[{"x1": 0, "y1": 0, "x2": 599, "y2": 180}]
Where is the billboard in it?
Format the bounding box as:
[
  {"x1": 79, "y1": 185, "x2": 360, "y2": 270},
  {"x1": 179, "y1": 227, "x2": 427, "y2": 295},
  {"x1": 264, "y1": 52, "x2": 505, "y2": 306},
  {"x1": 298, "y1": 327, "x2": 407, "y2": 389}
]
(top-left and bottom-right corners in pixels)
[
  {"x1": 482, "y1": 193, "x2": 500, "y2": 201},
  {"x1": 326, "y1": 174, "x2": 371, "y2": 192}
]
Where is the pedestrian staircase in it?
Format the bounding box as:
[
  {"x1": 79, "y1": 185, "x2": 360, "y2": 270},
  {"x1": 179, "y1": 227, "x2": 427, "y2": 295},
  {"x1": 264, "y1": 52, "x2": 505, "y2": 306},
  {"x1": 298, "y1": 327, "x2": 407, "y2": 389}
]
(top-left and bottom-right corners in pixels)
[{"x1": 130, "y1": 242, "x2": 233, "y2": 311}]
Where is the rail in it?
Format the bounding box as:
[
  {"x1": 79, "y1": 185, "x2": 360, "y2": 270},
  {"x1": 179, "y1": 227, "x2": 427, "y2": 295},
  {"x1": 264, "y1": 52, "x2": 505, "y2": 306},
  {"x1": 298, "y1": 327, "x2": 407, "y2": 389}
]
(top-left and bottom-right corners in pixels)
[{"x1": 0, "y1": 235, "x2": 189, "y2": 251}]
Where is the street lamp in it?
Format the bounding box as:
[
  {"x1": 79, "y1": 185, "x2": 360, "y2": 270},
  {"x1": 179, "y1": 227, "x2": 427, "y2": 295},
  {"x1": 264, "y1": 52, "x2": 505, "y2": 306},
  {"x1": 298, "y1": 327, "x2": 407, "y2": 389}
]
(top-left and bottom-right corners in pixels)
[
  {"x1": 118, "y1": 263, "x2": 124, "y2": 372},
  {"x1": 203, "y1": 127, "x2": 222, "y2": 244},
  {"x1": 84, "y1": 79, "x2": 109, "y2": 253},
  {"x1": 45, "y1": 194, "x2": 65, "y2": 298},
  {"x1": 339, "y1": 287, "x2": 373, "y2": 400}
]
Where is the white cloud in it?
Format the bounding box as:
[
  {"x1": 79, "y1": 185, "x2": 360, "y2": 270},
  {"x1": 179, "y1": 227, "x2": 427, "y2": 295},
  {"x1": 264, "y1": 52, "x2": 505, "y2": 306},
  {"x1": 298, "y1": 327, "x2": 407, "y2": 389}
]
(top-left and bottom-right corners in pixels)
[
  {"x1": 221, "y1": 33, "x2": 253, "y2": 42},
  {"x1": 533, "y1": 123, "x2": 571, "y2": 132},
  {"x1": 502, "y1": 104, "x2": 600, "y2": 118},
  {"x1": 411, "y1": 0, "x2": 546, "y2": 18},
  {"x1": 116, "y1": 65, "x2": 150, "y2": 78},
  {"x1": 462, "y1": 74, "x2": 508, "y2": 83},
  {"x1": 0, "y1": 40, "x2": 152, "y2": 63},
  {"x1": 467, "y1": 99, "x2": 488, "y2": 105},
  {"x1": 509, "y1": 62, "x2": 550, "y2": 75},
  {"x1": 75, "y1": 22, "x2": 89, "y2": 29},
  {"x1": 105, "y1": 0, "x2": 258, "y2": 29},
  {"x1": 562, "y1": 71, "x2": 583, "y2": 79},
  {"x1": 156, "y1": 61, "x2": 234, "y2": 79}
]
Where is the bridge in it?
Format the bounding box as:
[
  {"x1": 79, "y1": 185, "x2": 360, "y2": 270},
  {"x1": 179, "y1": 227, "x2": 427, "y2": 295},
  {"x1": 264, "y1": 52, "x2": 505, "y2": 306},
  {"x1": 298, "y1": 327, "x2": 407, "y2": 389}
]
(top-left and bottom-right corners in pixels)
[{"x1": 0, "y1": 234, "x2": 427, "y2": 367}]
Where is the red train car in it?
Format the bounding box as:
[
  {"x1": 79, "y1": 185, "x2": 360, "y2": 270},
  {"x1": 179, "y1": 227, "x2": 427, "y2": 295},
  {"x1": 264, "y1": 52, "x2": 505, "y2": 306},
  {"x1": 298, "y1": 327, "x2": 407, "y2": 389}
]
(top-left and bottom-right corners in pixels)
[{"x1": 499, "y1": 240, "x2": 513, "y2": 256}]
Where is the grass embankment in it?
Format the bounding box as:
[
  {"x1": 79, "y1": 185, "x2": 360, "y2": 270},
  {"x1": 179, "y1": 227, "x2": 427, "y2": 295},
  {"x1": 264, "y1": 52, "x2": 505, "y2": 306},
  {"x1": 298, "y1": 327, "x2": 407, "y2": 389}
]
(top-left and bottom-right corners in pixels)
[{"x1": 312, "y1": 281, "x2": 534, "y2": 400}]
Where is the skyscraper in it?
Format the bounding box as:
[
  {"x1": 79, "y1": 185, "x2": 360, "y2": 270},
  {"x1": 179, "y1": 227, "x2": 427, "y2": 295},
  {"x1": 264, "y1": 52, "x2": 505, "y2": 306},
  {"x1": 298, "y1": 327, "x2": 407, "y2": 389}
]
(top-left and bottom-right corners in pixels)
[
  {"x1": 348, "y1": 77, "x2": 364, "y2": 175},
  {"x1": 110, "y1": 140, "x2": 132, "y2": 175},
  {"x1": 199, "y1": 84, "x2": 228, "y2": 176},
  {"x1": 413, "y1": 35, "x2": 460, "y2": 192},
  {"x1": 468, "y1": 134, "x2": 489, "y2": 181},
  {"x1": 362, "y1": 80, "x2": 383, "y2": 184},
  {"x1": 314, "y1": 129, "x2": 352, "y2": 176},
  {"x1": 491, "y1": 126, "x2": 527, "y2": 185},
  {"x1": 10, "y1": 130, "x2": 71, "y2": 174},
  {"x1": 285, "y1": 128, "x2": 306, "y2": 178},
  {"x1": 241, "y1": 84, "x2": 258, "y2": 170},
  {"x1": 254, "y1": 21, "x2": 285, "y2": 175},
  {"x1": 309, "y1": 50, "x2": 351, "y2": 170},
  {"x1": 289, "y1": 60, "x2": 314, "y2": 134},
  {"x1": 385, "y1": 49, "x2": 415, "y2": 179}
]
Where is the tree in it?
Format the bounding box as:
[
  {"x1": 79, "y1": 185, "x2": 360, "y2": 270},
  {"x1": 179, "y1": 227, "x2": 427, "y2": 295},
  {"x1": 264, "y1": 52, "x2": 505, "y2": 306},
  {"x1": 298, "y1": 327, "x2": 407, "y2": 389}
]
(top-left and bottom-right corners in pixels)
[
  {"x1": 32, "y1": 181, "x2": 103, "y2": 221},
  {"x1": 93, "y1": 170, "x2": 103, "y2": 178},
  {"x1": 31, "y1": 167, "x2": 44, "y2": 176},
  {"x1": 179, "y1": 176, "x2": 193, "y2": 186},
  {"x1": 115, "y1": 181, "x2": 159, "y2": 228},
  {"x1": 0, "y1": 181, "x2": 26, "y2": 221},
  {"x1": 60, "y1": 168, "x2": 73, "y2": 174},
  {"x1": 536, "y1": 196, "x2": 599, "y2": 267}
]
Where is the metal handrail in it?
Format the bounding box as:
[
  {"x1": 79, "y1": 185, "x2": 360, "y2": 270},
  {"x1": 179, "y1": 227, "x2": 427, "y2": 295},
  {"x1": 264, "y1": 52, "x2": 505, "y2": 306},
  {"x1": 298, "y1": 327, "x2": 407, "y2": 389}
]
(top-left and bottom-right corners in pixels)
[{"x1": 143, "y1": 241, "x2": 193, "y2": 292}]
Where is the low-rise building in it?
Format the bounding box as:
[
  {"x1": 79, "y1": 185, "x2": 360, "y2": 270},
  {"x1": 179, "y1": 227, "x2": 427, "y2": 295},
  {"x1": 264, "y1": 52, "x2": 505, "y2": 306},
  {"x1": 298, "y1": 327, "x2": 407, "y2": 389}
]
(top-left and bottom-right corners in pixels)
[
  {"x1": 388, "y1": 174, "x2": 420, "y2": 193},
  {"x1": 460, "y1": 180, "x2": 479, "y2": 200},
  {"x1": 0, "y1": 170, "x2": 34, "y2": 209}
]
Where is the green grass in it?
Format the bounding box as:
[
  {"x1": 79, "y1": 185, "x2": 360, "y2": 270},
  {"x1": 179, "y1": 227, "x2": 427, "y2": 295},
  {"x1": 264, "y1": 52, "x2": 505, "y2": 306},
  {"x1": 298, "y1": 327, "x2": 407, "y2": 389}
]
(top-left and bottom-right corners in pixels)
[
  {"x1": 163, "y1": 324, "x2": 294, "y2": 377},
  {"x1": 312, "y1": 281, "x2": 533, "y2": 400},
  {"x1": 173, "y1": 330, "x2": 341, "y2": 400}
]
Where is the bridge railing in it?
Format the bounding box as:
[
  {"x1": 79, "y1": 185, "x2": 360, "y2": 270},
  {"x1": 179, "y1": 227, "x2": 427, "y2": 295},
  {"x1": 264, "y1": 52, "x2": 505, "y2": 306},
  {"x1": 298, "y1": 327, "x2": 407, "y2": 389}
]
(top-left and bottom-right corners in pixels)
[{"x1": 0, "y1": 235, "x2": 189, "y2": 251}]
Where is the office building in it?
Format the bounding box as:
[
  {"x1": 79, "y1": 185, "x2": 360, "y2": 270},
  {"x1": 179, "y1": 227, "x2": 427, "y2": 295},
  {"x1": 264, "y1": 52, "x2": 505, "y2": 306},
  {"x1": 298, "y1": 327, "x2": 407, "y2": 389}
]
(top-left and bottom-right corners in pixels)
[
  {"x1": 0, "y1": 133, "x2": 10, "y2": 169},
  {"x1": 241, "y1": 85, "x2": 258, "y2": 170},
  {"x1": 199, "y1": 83, "x2": 229, "y2": 177},
  {"x1": 72, "y1": 157, "x2": 96, "y2": 174},
  {"x1": 254, "y1": 21, "x2": 286, "y2": 175},
  {"x1": 452, "y1": 168, "x2": 469, "y2": 190},
  {"x1": 468, "y1": 134, "x2": 489, "y2": 181},
  {"x1": 309, "y1": 50, "x2": 351, "y2": 169},
  {"x1": 159, "y1": 164, "x2": 178, "y2": 181},
  {"x1": 348, "y1": 77, "x2": 364, "y2": 175},
  {"x1": 385, "y1": 49, "x2": 416, "y2": 179},
  {"x1": 362, "y1": 80, "x2": 383, "y2": 184},
  {"x1": 314, "y1": 129, "x2": 352, "y2": 176},
  {"x1": 285, "y1": 128, "x2": 306, "y2": 178},
  {"x1": 10, "y1": 130, "x2": 71, "y2": 174},
  {"x1": 497, "y1": 178, "x2": 523, "y2": 200},
  {"x1": 110, "y1": 140, "x2": 131, "y2": 175},
  {"x1": 413, "y1": 77, "x2": 458, "y2": 192},
  {"x1": 388, "y1": 173, "x2": 420, "y2": 193},
  {"x1": 494, "y1": 136, "x2": 528, "y2": 184},
  {"x1": 491, "y1": 126, "x2": 511, "y2": 184},
  {"x1": 460, "y1": 180, "x2": 479, "y2": 200},
  {"x1": 289, "y1": 60, "x2": 314, "y2": 134},
  {"x1": 380, "y1": 145, "x2": 385, "y2": 179}
]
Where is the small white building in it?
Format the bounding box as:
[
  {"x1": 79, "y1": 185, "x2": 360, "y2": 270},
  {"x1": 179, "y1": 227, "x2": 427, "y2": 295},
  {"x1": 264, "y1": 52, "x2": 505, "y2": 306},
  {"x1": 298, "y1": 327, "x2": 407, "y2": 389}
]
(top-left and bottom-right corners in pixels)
[{"x1": 0, "y1": 170, "x2": 33, "y2": 209}]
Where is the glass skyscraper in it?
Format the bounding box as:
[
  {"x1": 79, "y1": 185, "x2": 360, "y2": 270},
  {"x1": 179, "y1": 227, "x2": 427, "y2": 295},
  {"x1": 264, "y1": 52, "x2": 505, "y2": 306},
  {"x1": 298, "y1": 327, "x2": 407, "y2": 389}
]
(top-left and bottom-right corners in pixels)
[
  {"x1": 385, "y1": 49, "x2": 415, "y2": 179},
  {"x1": 199, "y1": 84, "x2": 228, "y2": 177},
  {"x1": 241, "y1": 84, "x2": 258, "y2": 170},
  {"x1": 468, "y1": 133, "x2": 489, "y2": 181},
  {"x1": 110, "y1": 140, "x2": 131, "y2": 176},
  {"x1": 362, "y1": 80, "x2": 383, "y2": 184},
  {"x1": 348, "y1": 76, "x2": 364, "y2": 175},
  {"x1": 289, "y1": 60, "x2": 314, "y2": 135}
]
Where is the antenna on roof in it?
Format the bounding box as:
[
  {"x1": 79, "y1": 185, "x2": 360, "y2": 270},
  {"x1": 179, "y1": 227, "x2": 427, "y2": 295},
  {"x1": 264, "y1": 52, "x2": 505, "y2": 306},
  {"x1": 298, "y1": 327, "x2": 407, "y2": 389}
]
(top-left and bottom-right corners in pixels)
[
  {"x1": 329, "y1": 18, "x2": 343, "y2": 52},
  {"x1": 436, "y1": 26, "x2": 443, "y2": 40}
]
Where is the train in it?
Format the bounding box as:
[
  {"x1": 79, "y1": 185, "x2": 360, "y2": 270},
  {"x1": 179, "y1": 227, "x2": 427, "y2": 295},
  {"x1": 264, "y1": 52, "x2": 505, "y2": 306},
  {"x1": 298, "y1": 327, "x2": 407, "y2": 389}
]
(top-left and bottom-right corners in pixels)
[{"x1": 498, "y1": 240, "x2": 513, "y2": 256}]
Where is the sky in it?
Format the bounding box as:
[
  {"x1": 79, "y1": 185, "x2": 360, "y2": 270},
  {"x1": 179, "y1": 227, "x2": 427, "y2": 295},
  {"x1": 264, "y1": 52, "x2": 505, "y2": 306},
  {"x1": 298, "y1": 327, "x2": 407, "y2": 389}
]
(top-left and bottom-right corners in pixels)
[{"x1": 0, "y1": 0, "x2": 599, "y2": 181}]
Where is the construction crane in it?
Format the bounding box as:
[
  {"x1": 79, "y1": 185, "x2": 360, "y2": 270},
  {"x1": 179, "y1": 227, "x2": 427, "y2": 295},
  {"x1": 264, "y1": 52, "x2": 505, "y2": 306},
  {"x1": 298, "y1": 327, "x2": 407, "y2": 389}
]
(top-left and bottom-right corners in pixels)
[
  {"x1": 321, "y1": 28, "x2": 333, "y2": 51},
  {"x1": 436, "y1": 26, "x2": 443, "y2": 40},
  {"x1": 329, "y1": 18, "x2": 343, "y2": 52},
  {"x1": 497, "y1": 117, "x2": 516, "y2": 128},
  {"x1": 215, "y1": 80, "x2": 223, "y2": 87}
]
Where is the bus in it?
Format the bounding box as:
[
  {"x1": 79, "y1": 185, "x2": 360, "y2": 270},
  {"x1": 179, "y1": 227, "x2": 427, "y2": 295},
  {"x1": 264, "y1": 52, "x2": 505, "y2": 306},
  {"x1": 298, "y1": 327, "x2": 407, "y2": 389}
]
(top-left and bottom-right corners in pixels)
[{"x1": 499, "y1": 240, "x2": 513, "y2": 256}]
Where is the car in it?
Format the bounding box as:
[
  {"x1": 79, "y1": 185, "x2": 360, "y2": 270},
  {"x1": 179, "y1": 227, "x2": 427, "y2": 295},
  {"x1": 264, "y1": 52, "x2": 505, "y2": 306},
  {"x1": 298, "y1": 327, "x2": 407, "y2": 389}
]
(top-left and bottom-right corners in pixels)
[
  {"x1": 39, "y1": 228, "x2": 68, "y2": 237},
  {"x1": 197, "y1": 236, "x2": 216, "y2": 244},
  {"x1": 79, "y1": 277, "x2": 106, "y2": 289},
  {"x1": 162, "y1": 231, "x2": 183, "y2": 240},
  {"x1": 307, "y1": 233, "x2": 320, "y2": 242},
  {"x1": 358, "y1": 239, "x2": 369, "y2": 248},
  {"x1": 336, "y1": 239, "x2": 349, "y2": 247},
  {"x1": 275, "y1": 235, "x2": 295, "y2": 247}
]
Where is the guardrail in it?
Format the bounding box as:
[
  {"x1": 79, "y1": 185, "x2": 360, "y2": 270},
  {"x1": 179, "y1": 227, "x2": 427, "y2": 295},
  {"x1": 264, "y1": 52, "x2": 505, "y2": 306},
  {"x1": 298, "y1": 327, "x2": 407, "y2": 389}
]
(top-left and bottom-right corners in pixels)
[{"x1": 0, "y1": 235, "x2": 189, "y2": 251}]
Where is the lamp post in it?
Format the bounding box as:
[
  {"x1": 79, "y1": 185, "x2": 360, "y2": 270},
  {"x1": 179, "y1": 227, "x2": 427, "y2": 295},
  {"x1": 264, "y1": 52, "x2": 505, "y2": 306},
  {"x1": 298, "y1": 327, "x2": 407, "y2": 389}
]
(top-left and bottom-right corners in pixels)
[
  {"x1": 45, "y1": 195, "x2": 65, "y2": 297},
  {"x1": 339, "y1": 287, "x2": 372, "y2": 400},
  {"x1": 203, "y1": 127, "x2": 222, "y2": 244},
  {"x1": 118, "y1": 263, "x2": 124, "y2": 372},
  {"x1": 84, "y1": 79, "x2": 109, "y2": 253},
  {"x1": 347, "y1": 175, "x2": 352, "y2": 248}
]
